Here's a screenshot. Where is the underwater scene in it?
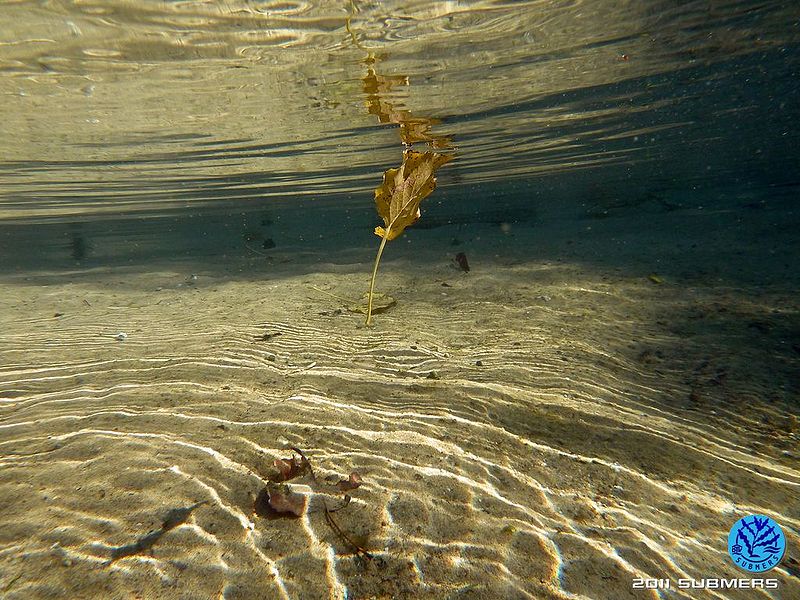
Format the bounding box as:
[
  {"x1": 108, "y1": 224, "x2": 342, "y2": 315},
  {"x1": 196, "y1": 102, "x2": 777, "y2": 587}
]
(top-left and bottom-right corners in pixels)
[{"x1": 0, "y1": 1, "x2": 798, "y2": 599}]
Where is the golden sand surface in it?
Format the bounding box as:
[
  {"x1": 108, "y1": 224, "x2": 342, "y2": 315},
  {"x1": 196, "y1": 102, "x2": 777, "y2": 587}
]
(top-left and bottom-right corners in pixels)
[{"x1": 1, "y1": 205, "x2": 798, "y2": 599}]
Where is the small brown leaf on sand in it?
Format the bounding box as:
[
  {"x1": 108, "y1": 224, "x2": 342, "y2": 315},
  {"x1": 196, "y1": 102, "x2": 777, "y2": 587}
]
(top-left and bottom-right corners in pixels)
[
  {"x1": 269, "y1": 453, "x2": 310, "y2": 483},
  {"x1": 337, "y1": 472, "x2": 363, "y2": 492}
]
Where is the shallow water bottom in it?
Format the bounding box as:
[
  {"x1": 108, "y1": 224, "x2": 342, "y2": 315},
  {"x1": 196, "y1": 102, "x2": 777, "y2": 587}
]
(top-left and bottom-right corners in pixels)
[{"x1": 0, "y1": 195, "x2": 798, "y2": 599}]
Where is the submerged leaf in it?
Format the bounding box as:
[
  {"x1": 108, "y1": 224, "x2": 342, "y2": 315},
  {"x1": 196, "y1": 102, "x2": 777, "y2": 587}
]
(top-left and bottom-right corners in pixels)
[{"x1": 374, "y1": 150, "x2": 454, "y2": 241}]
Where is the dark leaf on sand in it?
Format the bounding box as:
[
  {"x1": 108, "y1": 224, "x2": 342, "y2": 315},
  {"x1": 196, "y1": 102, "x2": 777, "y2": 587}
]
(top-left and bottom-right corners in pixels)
[
  {"x1": 269, "y1": 452, "x2": 310, "y2": 483},
  {"x1": 336, "y1": 472, "x2": 363, "y2": 492}
]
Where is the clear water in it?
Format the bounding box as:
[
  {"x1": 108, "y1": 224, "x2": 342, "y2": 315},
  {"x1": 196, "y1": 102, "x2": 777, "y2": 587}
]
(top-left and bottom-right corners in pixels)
[{"x1": 1, "y1": 2, "x2": 798, "y2": 599}]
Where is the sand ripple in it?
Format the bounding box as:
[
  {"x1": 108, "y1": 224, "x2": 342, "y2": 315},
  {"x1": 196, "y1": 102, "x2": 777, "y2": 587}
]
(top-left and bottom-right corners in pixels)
[{"x1": 1, "y1": 261, "x2": 798, "y2": 599}]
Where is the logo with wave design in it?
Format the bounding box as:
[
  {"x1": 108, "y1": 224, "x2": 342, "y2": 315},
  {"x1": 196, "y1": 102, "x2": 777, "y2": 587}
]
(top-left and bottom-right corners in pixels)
[{"x1": 728, "y1": 514, "x2": 786, "y2": 573}]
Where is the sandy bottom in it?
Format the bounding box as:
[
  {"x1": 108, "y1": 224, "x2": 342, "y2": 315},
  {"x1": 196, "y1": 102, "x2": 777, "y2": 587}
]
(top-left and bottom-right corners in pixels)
[{"x1": 0, "y1": 195, "x2": 798, "y2": 599}]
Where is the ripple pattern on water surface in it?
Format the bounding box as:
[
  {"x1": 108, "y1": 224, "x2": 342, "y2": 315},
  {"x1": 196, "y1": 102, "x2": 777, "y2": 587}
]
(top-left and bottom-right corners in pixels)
[
  {"x1": 1, "y1": 1, "x2": 797, "y2": 223},
  {"x1": 1, "y1": 256, "x2": 798, "y2": 599}
]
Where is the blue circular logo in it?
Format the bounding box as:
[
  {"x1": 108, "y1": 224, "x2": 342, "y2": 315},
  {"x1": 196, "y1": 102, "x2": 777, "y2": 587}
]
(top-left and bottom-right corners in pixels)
[{"x1": 728, "y1": 515, "x2": 786, "y2": 573}]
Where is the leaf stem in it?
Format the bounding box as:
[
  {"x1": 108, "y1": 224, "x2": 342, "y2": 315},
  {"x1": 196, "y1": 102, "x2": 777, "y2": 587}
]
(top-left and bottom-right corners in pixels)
[{"x1": 365, "y1": 225, "x2": 391, "y2": 326}]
